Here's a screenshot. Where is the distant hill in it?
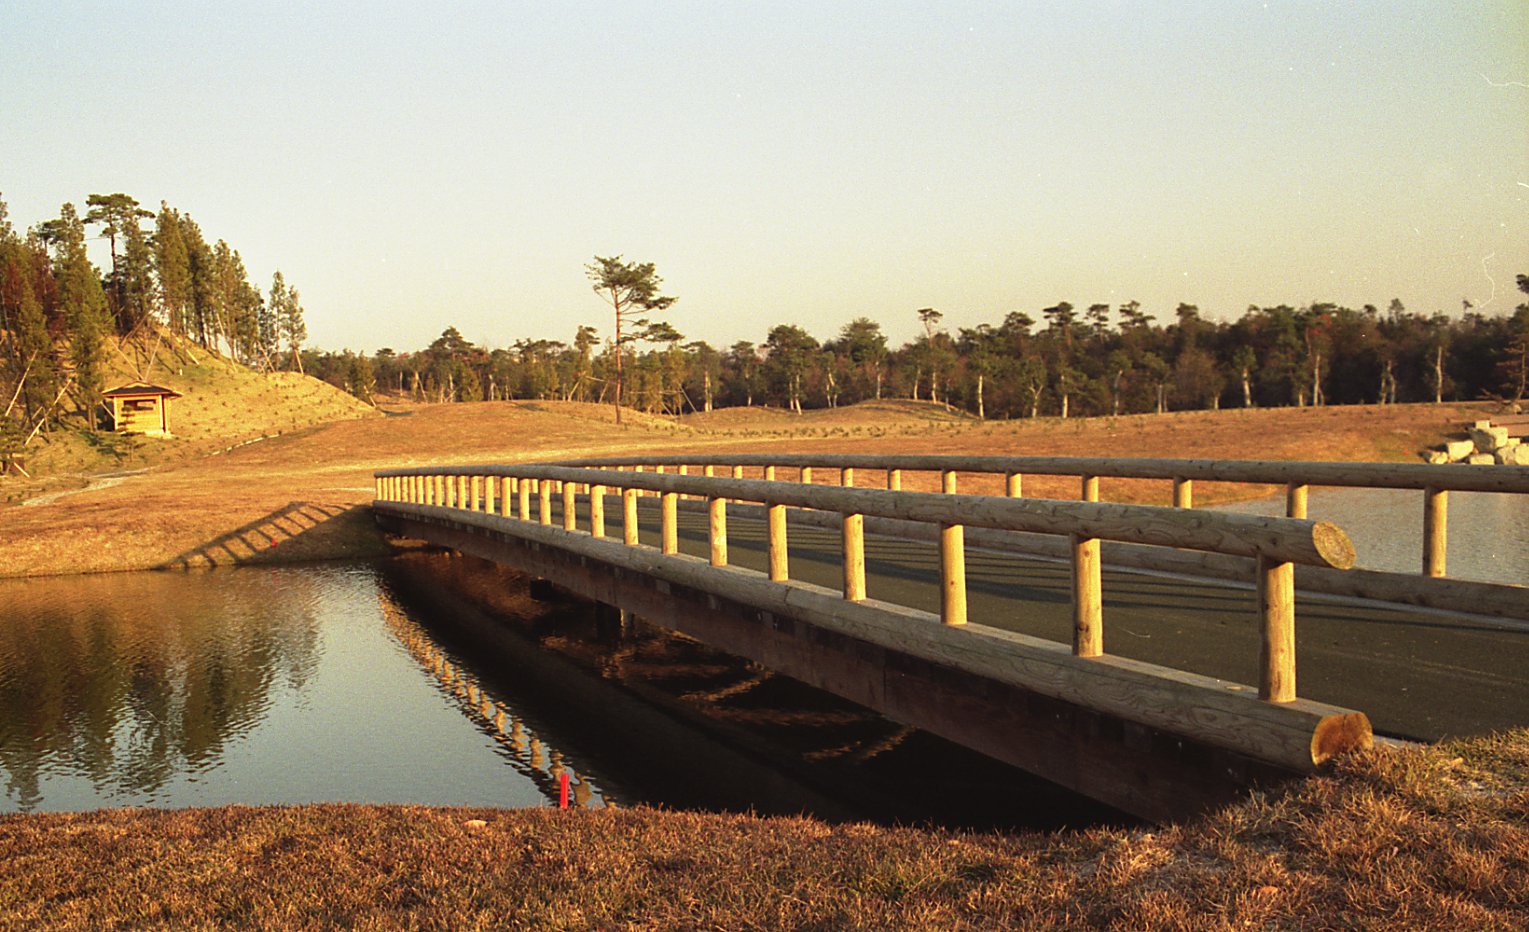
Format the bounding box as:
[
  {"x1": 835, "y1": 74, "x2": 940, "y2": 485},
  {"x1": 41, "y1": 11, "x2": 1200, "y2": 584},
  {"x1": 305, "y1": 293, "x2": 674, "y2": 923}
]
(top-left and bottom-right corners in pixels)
[{"x1": 12, "y1": 325, "x2": 376, "y2": 483}]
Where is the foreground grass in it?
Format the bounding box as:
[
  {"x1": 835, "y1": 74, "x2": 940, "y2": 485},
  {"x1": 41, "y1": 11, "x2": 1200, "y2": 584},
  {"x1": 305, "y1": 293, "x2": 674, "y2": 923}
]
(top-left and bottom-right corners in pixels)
[{"x1": 3, "y1": 733, "x2": 1525, "y2": 929}]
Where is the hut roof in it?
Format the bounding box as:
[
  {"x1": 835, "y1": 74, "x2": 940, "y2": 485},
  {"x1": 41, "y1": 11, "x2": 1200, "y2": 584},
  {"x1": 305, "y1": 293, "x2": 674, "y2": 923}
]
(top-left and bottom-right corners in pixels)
[{"x1": 102, "y1": 382, "x2": 183, "y2": 399}]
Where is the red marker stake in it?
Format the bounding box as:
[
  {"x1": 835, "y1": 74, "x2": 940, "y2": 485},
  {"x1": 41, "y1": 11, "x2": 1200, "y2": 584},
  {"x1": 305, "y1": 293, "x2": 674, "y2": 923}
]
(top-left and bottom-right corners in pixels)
[{"x1": 559, "y1": 772, "x2": 570, "y2": 809}]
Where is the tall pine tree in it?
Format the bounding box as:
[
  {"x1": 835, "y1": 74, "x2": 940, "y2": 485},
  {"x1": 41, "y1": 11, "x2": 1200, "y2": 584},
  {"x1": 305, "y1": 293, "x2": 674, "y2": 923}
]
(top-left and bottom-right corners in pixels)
[
  {"x1": 52, "y1": 203, "x2": 110, "y2": 428},
  {"x1": 154, "y1": 202, "x2": 191, "y2": 337}
]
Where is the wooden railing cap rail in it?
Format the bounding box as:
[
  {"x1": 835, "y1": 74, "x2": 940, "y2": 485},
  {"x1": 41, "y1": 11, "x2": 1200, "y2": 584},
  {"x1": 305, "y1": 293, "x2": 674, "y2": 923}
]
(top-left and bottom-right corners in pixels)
[
  {"x1": 542, "y1": 453, "x2": 1529, "y2": 495},
  {"x1": 375, "y1": 464, "x2": 1356, "y2": 569}
]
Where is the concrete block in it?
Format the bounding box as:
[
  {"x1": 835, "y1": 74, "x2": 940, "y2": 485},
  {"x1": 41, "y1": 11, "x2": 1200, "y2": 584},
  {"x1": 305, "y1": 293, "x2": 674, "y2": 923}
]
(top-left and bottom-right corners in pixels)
[
  {"x1": 1470, "y1": 425, "x2": 1509, "y2": 453},
  {"x1": 1444, "y1": 439, "x2": 1476, "y2": 461},
  {"x1": 1495, "y1": 444, "x2": 1529, "y2": 466}
]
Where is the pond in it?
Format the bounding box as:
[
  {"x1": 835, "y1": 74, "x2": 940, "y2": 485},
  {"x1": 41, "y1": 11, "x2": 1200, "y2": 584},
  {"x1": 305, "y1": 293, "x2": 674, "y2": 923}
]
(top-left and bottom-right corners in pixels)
[
  {"x1": 1212, "y1": 488, "x2": 1529, "y2": 585},
  {"x1": 0, "y1": 562, "x2": 611, "y2": 815},
  {"x1": 0, "y1": 556, "x2": 1099, "y2": 828}
]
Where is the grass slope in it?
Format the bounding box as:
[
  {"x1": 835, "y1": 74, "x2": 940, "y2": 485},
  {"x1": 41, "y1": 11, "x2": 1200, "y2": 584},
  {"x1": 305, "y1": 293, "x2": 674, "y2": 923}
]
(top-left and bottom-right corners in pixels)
[
  {"x1": 1, "y1": 731, "x2": 1524, "y2": 928},
  {"x1": 7, "y1": 326, "x2": 374, "y2": 502}
]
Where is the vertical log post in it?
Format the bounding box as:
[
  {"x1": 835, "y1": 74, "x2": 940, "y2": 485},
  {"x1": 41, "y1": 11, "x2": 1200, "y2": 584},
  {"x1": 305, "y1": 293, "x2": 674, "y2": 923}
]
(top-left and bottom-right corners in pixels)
[
  {"x1": 764, "y1": 465, "x2": 776, "y2": 482},
  {"x1": 1286, "y1": 482, "x2": 1308, "y2": 519},
  {"x1": 709, "y1": 496, "x2": 727, "y2": 567},
  {"x1": 841, "y1": 467, "x2": 854, "y2": 488},
  {"x1": 731, "y1": 465, "x2": 743, "y2": 479},
  {"x1": 484, "y1": 475, "x2": 495, "y2": 514},
  {"x1": 842, "y1": 512, "x2": 866, "y2": 601},
  {"x1": 375, "y1": 477, "x2": 383, "y2": 500},
  {"x1": 539, "y1": 480, "x2": 552, "y2": 526},
  {"x1": 590, "y1": 484, "x2": 606, "y2": 538},
  {"x1": 435, "y1": 475, "x2": 446, "y2": 508},
  {"x1": 1072, "y1": 532, "x2": 1103, "y2": 657},
  {"x1": 1173, "y1": 477, "x2": 1192, "y2": 509},
  {"x1": 801, "y1": 466, "x2": 813, "y2": 485},
  {"x1": 942, "y1": 470, "x2": 957, "y2": 494},
  {"x1": 623, "y1": 488, "x2": 639, "y2": 546},
  {"x1": 661, "y1": 491, "x2": 678, "y2": 555},
  {"x1": 500, "y1": 477, "x2": 513, "y2": 518},
  {"x1": 887, "y1": 468, "x2": 901, "y2": 491},
  {"x1": 471, "y1": 476, "x2": 482, "y2": 512},
  {"x1": 1424, "y1": 486, "x2": 1447, "y2": 578},
  {"x1": 1006, "y1": 472, "x2": 1022, "y2": 497},
  {"x1": 458, "y1": 476, "x2": 469, "y2": 509},
  {"x1": 1258, "y1": 555, "x2": 1297, "y2": 702},
  {"x1": 563, "y1": 481, "x2": 577, "y2": 532},
  {"x1": 1081, "y1": 474, "x2": 1099, "y2": 503},
  {"x1": 941, "y1": 523, "x2": 967, "y2": 626},
  {"x1": 768, "y1": 503, "x2": 788, "y2": 581},
  {"x1": 519, "y1": 478, "x2": 531, "y2": 521}
]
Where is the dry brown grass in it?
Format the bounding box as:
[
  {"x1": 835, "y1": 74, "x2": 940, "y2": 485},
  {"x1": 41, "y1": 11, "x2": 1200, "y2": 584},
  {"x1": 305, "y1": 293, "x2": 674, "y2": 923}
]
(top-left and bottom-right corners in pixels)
[
  {"x1": 1, "y1": 731, "x2": 1524, "y2": 929},
  {"x1": 0, "y1": 395, "x2": 1485, "y2": 578}
]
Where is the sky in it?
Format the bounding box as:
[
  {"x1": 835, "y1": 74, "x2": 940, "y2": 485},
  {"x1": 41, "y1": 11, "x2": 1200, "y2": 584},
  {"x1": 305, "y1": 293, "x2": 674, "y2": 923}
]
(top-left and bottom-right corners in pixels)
[{"x1": 2, "y1": 1, "x2": 1526, "y2": 354}]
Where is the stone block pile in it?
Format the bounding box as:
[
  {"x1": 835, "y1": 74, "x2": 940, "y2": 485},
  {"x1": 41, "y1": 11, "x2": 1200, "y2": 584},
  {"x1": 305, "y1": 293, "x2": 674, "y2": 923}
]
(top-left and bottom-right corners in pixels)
[{"x1": 1427, "y1": 420, "x2": 1529, "y2": 465}]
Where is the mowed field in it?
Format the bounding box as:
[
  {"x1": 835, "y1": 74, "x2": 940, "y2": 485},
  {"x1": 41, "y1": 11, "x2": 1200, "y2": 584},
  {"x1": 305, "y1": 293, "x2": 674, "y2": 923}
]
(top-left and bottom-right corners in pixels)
[{"x1": 0, "y1": 386, "x2": 1484, "y2": 579}]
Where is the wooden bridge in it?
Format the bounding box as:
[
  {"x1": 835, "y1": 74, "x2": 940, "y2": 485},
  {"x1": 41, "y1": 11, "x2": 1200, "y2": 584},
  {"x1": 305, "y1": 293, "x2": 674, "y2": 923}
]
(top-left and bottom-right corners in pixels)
[{"x1": 372, "y1": 454, "x2": 1529, "y2": 821}]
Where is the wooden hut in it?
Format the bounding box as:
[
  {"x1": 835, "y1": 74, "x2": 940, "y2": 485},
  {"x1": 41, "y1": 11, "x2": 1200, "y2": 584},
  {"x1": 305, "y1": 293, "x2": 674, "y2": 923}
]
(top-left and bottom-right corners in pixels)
[{"x1": 102, "y1": 382, "x2": 183, "y2": 436}]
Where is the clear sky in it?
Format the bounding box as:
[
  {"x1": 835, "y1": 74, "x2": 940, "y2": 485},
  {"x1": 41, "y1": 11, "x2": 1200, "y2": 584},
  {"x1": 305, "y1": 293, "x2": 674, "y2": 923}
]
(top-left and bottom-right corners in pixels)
[{"x1": 3, "y1": 1, "x2": 1526, "y2": 353}]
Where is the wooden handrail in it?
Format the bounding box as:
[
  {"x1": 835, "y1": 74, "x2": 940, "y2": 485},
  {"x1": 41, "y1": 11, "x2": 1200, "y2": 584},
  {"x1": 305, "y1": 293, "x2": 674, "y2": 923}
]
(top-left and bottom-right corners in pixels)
[
  {"x1": 376, "y1": 462, "x2": 1362, "y2": 706},
  {"x1": 378, "y1": 464, "x2": 1354, "y2": 568},
  {"x1": 542, "y1": 453, "x2": 1529, "y2": 495},
  {"x1": 537, "y1": 452, "x2": 1529, "y2": 589}
]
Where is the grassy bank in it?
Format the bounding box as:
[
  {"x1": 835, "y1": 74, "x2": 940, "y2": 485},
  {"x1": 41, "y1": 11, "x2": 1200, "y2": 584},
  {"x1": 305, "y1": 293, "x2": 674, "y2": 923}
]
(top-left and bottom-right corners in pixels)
[
  {"x1": 0, "y1": 397, "x2": 1481, "y2": 578},
  {"x1": 2, "y1": 731, "x2": 1525, "y2": 928}
]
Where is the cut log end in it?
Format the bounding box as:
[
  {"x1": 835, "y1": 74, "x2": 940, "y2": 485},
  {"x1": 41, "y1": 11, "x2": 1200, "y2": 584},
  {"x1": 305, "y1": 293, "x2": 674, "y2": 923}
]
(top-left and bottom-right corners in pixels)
[
  {"x1": 1311, "y1": 521, "x2": 1357, "y2": 570},
  {"x1": 1310, "y1": 712, "x2": 1374, "y2": 765}
]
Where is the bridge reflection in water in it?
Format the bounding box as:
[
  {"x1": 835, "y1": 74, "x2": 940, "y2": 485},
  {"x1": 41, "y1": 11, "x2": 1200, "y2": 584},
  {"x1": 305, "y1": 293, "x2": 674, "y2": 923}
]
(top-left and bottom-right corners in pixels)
[
  {"x1": 379, "y1": 550, "x2": 1128, "y2": 829},
  {"x1": 376, "y1": 586, "x2": 603, "y2": 811}
]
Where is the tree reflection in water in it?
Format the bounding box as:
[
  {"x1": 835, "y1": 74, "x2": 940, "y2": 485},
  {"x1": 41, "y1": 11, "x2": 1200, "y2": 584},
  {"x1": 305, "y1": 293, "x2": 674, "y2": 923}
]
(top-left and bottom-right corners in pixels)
[{"x1": 0, "y1": 568, "x2": 321, "y2": 811}]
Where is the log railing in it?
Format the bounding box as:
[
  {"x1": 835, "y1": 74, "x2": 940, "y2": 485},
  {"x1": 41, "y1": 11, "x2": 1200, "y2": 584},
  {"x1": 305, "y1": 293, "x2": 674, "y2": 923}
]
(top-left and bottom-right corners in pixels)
[
  {"x1": 541, "y1": 454, "x2": 1529, "y2": 620},
  {"x1": 374, "y1": 462, "x2": 1355, "y2": 708}
]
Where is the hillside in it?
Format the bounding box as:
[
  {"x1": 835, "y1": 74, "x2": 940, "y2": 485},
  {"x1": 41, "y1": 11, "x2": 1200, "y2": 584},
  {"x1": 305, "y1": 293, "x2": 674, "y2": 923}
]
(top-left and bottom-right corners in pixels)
[{"x1": 5, "y1": 326, "x2": 375, "y2": 502}]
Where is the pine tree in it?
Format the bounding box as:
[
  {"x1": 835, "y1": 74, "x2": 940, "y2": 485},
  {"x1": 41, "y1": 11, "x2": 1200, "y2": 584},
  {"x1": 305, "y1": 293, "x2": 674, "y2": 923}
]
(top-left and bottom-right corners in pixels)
[
  {"x1": 270, "y1": 271, "x2": 307, "y2": 372},
  {"x1": 1, "y1": 195, "x2": 59, "y2": 430},
  {"x1": 154, "y1": 203, "x2": 192, "y2": 336},
  {"x1": 84, "y1": 193, "x2": 153, "y2": 332},
  {"x1": 52, "y1": 203, "x2": 111, "y2": 428},
  {"x1": 179, "y1": 214, "x2": 216, "y2": 349}
]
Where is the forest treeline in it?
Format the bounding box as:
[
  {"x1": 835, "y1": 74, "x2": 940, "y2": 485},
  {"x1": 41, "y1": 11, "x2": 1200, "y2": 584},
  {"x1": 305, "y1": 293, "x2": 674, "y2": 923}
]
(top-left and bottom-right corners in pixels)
[
  {"x1": 0, "y1": 193, "x2": 307, "y2": 448},
  {"x1": 310, "y1": 275, "x2": 1529, "y2": 420}
]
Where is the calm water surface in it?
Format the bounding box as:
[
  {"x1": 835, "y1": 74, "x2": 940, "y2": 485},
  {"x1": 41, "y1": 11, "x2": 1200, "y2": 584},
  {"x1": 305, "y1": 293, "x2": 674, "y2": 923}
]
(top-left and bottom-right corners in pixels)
[
  {"x1": 1212, "y1": 488, "x2": 1529, "y2": 585},
  {"x1": 0, "y1": 563, "x2": 612, "y2": 814}
]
